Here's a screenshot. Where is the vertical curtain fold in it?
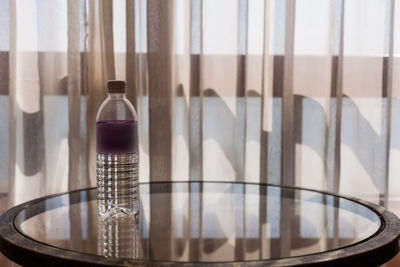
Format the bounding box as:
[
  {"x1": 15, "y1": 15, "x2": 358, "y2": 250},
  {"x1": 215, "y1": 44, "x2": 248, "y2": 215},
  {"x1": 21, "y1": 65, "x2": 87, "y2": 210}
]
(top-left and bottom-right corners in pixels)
[
  {"x1": 8, "y1": 0, "x2": 45, "y2": 206},
  {"x1": 383, "y1": 0, "x2": 395, "y2": 207},
  {"x1": 86, "y1": 0, "x2": 115, "y2": 186},
  {"x1": 67, "y1": 0, "x2": 82, "y2": 191},
  {"x1": 332, "y1": 0, "x2": 345, "y2": 195},
  {"x1": 281, "y1": 0, "x2": 296, "y2": 187},
  {"x1": 125, "y1": 0, "x2": 137, "y2": 110},
  {"x1": 7, "y1": 0, "x2": 17, "y2": 207},
  {"x1": 146, "y1": 0, "x2": 173, "y2": 181},
  {"x1": 189, "y1": 0, "x2": 203, "y2": 181},
  {"x1": 259, "y1": 0, "x2": 272, "y2": 184},
  {"x1": 235, "y1": 0, "x2": 248, "y2": 182}
]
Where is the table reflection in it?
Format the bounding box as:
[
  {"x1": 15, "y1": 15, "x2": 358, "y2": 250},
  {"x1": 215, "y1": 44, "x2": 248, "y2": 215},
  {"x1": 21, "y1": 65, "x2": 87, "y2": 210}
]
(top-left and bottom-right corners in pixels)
[
  {"x1": 16, "y1": 182, "x2": 381, "y2": 263},
  {"x1": 97, "y1": 214, "x2": 139, "y2": 259}
]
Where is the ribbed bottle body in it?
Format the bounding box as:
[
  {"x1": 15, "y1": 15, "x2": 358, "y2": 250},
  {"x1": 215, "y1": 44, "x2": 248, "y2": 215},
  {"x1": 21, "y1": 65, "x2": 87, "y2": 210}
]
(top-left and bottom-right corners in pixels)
[{"x1": 96, "y1": 152, "x2": 139, "y2": 216}]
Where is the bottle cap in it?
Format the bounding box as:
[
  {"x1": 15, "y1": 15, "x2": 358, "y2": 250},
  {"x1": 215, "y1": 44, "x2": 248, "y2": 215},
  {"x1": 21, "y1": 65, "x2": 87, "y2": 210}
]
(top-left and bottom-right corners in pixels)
[{"x1": 107, "y1": 80, "x2": 126, "y2": 93}]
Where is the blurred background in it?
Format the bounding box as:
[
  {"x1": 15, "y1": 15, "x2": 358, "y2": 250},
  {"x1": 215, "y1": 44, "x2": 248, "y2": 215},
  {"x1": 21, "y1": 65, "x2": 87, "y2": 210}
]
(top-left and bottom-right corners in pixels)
[{"x1": 0, "y1": 0, "x2": 400, "y2": 265}]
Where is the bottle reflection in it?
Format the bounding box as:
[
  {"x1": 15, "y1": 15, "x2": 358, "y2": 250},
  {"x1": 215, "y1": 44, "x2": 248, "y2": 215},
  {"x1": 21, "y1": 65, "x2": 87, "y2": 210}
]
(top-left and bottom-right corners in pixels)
[{"x1": 97, "y1": 213, "x2": 139, "y2": 259}]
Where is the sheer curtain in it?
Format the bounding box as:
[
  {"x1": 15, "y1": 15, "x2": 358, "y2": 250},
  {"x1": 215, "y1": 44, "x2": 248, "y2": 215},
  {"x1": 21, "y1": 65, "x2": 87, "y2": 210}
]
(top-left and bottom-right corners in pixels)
[{"x1": 1, "y1": 0, "x2": 400, "y2": 214}]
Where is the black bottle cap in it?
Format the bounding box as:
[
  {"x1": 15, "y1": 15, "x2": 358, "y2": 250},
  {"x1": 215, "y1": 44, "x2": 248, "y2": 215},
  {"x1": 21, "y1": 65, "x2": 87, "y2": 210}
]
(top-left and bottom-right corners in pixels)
[{"x1": 107, "y1": 80, "x2": 126, "y2": 93}]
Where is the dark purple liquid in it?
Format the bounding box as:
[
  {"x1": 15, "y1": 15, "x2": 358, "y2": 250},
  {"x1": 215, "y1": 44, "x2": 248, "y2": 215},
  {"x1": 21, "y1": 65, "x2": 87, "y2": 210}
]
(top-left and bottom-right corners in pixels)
[{"x1": 96, "y1": 120, "x2": 138, "y2": 154}]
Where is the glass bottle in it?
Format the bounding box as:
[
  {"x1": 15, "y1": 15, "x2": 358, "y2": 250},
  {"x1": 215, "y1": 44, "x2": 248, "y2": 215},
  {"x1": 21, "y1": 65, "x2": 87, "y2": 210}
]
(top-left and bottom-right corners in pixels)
[{"x1": 96, "y1": 80, "x2": 139, "y2": 217}]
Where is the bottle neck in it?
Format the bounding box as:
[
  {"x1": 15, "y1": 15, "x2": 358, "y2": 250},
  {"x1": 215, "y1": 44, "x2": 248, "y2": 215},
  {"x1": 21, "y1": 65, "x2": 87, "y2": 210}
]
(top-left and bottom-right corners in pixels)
[{"x1": 108, "y1": 93, "x2": 126, "y2": 99}]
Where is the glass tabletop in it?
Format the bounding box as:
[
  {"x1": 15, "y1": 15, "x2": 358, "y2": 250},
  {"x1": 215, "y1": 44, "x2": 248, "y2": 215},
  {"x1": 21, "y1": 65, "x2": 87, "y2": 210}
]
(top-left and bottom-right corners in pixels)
[{"x1": 11, "y1": 181, "x2": 388, "y2": 265}]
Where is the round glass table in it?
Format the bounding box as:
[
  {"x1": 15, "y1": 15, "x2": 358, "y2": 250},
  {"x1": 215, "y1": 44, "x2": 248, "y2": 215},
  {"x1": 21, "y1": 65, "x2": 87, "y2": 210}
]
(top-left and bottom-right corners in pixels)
[{"x1": 0, "y1": 181, "x2": 399, "y2": 266}]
